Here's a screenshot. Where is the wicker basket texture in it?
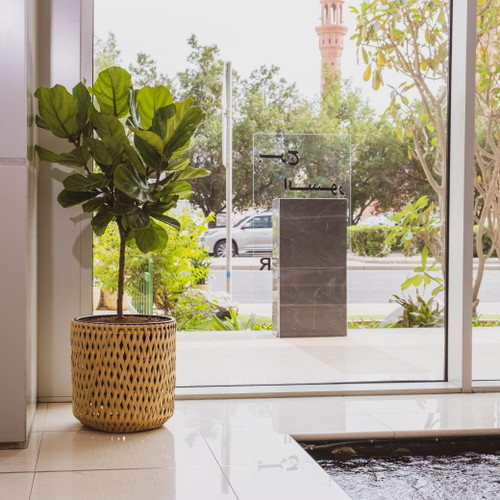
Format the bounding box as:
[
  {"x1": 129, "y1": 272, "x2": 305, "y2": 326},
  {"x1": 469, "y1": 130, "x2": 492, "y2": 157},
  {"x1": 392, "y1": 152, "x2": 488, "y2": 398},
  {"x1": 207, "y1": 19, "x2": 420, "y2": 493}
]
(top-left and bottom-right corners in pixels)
[{"x1": 70, "y1": 316, "x2": 176, "y2": 433}]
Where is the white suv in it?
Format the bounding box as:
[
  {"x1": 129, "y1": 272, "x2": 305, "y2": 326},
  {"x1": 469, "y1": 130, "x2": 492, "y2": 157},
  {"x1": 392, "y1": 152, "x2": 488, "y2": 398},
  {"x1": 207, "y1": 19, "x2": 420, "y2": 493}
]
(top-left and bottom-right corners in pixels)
[{"x1": 200, "y1": 212, "x2": 273, "y2": 257}]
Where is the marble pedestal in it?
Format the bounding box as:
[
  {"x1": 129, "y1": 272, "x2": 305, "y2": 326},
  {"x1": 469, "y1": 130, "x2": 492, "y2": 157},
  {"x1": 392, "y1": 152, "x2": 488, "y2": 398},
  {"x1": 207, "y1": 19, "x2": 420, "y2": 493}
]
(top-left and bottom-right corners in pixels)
[{"x1": 272, "y1": 198, "x2": 347, "y2": 337}]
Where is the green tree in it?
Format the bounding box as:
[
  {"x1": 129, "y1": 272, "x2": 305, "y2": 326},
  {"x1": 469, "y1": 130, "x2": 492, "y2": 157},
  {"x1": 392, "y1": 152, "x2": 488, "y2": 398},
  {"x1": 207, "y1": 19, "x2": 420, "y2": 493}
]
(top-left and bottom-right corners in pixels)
[
  {"x1": 317, "y1": 70, "x2": 432, "y2": 222},
  {"x1": 175, "y1": 36, "x2": 225, "y2": 216},
  {"x1": 93, "y1": 33, "x2": 431, "y2": 227},
  {"x1": 94, "y1": 32, "x2": 122, "y2": 75},
  {"x1": 352, "y1": 0, "x2": 500, "y2": 313},
  {"x1": 176, "y1": 36, "x2": 310, "y2": 215},
  {"x1": 129, "y1": 52, "x2": 172, "y2": 88}
]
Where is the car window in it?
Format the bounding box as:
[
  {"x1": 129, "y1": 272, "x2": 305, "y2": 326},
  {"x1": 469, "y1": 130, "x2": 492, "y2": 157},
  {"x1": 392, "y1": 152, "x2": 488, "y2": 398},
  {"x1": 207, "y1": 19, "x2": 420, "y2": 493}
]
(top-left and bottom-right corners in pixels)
[
  {"x1": 234, "y1": 215, "x2": 250, "y2": 227},
  {"x1": 248, "y1": 216, "x2": 271, "y2": 229}
]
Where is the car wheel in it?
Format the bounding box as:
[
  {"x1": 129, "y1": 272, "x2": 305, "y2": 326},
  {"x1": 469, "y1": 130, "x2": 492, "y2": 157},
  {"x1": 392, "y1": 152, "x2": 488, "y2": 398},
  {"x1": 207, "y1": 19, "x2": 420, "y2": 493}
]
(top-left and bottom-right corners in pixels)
[{"x1": 214, "y1": 240, "x2": 237, "y2": 257}]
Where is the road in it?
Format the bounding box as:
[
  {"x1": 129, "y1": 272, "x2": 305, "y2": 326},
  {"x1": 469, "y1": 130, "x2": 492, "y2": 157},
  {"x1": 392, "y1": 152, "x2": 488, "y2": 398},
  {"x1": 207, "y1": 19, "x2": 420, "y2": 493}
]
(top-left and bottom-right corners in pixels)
[{"x1": 208, "y1": 269, "x2": 500, "y2": 305}]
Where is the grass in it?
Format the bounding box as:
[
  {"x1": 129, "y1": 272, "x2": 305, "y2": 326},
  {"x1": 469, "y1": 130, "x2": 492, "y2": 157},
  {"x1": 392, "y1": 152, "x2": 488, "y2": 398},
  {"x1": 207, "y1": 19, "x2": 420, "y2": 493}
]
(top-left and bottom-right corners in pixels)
[
  {"x1": 187, "y1": 314, "x2": 500, "y2": 332},
  {"x1": 189, "y1": 314, "x2": 273, "y2": 331}
]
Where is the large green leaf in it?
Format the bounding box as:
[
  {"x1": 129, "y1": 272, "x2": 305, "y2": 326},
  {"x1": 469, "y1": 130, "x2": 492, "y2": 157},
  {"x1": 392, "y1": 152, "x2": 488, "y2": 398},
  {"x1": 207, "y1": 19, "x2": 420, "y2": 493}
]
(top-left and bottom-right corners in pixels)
[
  {"x1": 150, "y1": 104, "x2": 176, "y2": 139},
  {"x1": 163, "y1": 106, "x2": 206, "y2": 159},
  {"x1": 176, "y1": 165, "x2": 210, "y2": 180},
  {"x1": 72, "y1": 82, "x2": 91, "y2": 129},
  {"x1": 91, "y1": 113, "x2": 126, "y2": 139},
  {"x1": 35, "y1": 115, "x2": 50, "y2": 131},
  {"x1": 127, "y1": 89, "x2": 141, "y2": 128},
  {"x1": 35, "y1": 145, "x2": 91, "y2": 168},
  {"x1": 57, "y1": 189, "x2": 98, "y2": 208},
  {"x1": 133, "y1": 219, "x2": 168, "y2": 253},
  {"x1": 113, "y1": 191, "x2": 135, "y2": 215},
  {"x1": 82, "y1": 197, "x2": 106, "y2": 213},
  {"x1": 125, "y1": 206, "x2": 150, "y2": 229},
  {"x1": 164, "y1": 97, "x2": 194, "y2": 144},
  {"x1": 158, "y1": 180, "x2": 192, "y2": 199},
  {"x1": 35, "y1": 85, "x2": 80, "y2": 139},
  {"x1": 63, "y1": 173, "x2": 108, "y2": 191},
  {"x1": 114, "y1": 163, "x2": 154, "y2": 202},
  {"x1": 132, "y1": 129, "x2": 164, "y2": 156},
  {"x1": 122, "y1": 142, "x2": 146, "y2": 175},
  {"x1": 136, "y1": 86, "x2": 173, "y2": 130},
  {"x1": 165, "y1": 159, "x2": 189, "y2": 171},
  {"x1": 90, "y1": 66, "x2": 131, "y2": 118},
  {"x1": 150, "y1": 212, "x2": 180, "y2": 230},
  {"x1": 83, "y1": 137, "x2": 115, "y2": 166},
  {"x1": 134, "y1": 134, "x2": 162, "y2": 169},
  {"x1": 91, "y1": 209, "x2": 115, "y2": 236}
]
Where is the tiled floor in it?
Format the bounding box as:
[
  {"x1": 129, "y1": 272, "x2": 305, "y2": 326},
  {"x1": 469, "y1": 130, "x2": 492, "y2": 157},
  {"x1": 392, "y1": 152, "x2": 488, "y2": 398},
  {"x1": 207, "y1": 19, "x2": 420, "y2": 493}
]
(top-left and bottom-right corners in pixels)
[{"x1": 4, "y1": 393, "x2": 500, "y2": 499}]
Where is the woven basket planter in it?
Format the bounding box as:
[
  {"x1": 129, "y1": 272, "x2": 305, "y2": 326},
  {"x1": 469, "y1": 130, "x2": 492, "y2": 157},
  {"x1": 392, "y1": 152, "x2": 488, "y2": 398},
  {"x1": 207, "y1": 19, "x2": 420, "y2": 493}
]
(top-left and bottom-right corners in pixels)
[{"x1": 70, "y1": 314, "x2": 176, "y2": 433}]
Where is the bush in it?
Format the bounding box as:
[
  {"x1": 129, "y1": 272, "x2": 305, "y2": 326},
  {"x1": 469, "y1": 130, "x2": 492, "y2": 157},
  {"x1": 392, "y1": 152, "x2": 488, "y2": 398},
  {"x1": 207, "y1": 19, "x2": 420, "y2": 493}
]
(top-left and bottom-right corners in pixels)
[
  {"x1": 348, "y1": 225, "x2": 393, "y2": 257},
  {"x1": 94, "y1": 209, "x2": 213, "y2": 328}
]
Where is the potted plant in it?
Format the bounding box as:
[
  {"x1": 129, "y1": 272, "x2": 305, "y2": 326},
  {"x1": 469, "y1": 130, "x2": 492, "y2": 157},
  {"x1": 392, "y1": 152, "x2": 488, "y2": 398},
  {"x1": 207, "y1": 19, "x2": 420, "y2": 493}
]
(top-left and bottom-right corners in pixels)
[{"x1": 35, "y1": 66, "x2": 207, "y2": 432}]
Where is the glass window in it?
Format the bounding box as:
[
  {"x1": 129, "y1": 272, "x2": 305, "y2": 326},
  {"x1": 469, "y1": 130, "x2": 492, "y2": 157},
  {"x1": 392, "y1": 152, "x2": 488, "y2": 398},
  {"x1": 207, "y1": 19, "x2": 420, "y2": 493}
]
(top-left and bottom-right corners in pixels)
[{"x1": 93, "y1": 0, "x2": 453, "y2": 390}]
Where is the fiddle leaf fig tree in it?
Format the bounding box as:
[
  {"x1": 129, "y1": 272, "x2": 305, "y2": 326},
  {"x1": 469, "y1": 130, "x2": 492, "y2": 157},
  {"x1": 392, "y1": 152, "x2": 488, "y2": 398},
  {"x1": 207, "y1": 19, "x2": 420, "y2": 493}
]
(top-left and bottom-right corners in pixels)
[{"x1": 35, "y1": 66, "x2": 208, "y2": 320}]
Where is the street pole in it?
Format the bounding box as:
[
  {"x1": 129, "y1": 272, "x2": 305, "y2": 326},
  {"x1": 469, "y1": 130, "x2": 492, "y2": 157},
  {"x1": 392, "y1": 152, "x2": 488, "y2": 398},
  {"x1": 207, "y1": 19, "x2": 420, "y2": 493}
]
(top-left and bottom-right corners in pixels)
[{"x1": 222, "y1": 61, "x2": 233, "y2": 296}]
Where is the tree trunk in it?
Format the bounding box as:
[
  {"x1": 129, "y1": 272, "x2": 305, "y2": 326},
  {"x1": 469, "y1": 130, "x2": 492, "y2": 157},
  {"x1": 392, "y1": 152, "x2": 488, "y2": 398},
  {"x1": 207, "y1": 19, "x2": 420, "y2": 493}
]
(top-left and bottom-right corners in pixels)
[{"x1": 116, "y1": 221, "x2": 129, "y2": 321}]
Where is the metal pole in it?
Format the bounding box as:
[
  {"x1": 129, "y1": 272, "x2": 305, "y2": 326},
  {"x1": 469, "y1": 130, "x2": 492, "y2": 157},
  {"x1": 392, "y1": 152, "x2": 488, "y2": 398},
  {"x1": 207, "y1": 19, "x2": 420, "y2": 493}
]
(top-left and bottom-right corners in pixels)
[{"x1": 222, "y1": 61, "x2": 233, "y2": 296}]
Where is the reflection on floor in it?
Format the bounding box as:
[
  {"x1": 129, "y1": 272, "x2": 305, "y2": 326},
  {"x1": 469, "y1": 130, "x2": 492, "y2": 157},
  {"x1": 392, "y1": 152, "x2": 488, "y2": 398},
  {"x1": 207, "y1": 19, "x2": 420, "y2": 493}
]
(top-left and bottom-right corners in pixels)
[
  {"x1": 0, "y1": 402, "x2": 349, "y2": 500},
  {"x1": 5, "y1": 393, "x2": 500, "y2": 499}
]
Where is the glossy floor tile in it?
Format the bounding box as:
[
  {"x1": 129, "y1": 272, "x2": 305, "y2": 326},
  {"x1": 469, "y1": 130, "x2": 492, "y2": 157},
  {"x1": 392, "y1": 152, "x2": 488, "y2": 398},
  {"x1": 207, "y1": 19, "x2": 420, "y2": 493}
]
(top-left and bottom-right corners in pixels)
[
  {"x1": 6, "y1": 394, "x2": 500, "y2": 499},
  {"x1": 37, "y1": 427, "x2": 216, "y2": 471},
  {"x1": 221, "y1": 462, "x2": 349, "y2": 500},
  {"x1": 0, "y1": 433, "x2": 42, "y2": 473},
  {"x1": 0, "y1": 472, "x2": 33, "y2": 500},
  {"x1": 31, "y1": 468, "x2": 237, "y2": 500}
]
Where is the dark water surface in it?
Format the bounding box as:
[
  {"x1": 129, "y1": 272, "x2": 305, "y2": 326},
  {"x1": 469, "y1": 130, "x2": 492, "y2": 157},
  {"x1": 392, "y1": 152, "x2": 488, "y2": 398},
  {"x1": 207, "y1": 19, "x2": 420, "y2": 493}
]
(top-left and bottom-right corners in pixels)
[{"x1": 305, "y1": 438, "x2": 500, "y2": 500}]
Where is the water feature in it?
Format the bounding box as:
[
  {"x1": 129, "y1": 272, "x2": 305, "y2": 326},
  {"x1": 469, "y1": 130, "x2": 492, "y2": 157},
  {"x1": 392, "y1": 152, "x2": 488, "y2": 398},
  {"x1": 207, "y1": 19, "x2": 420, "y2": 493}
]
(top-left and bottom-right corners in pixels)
[{"x1": 304, "y1": 437, "x2": 500, "y2": 500}]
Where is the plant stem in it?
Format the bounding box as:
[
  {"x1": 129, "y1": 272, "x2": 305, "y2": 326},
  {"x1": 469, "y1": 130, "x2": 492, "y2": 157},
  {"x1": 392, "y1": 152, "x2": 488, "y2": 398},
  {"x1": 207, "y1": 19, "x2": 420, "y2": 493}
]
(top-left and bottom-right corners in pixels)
[{"x1": 116, "y1": 220, "x2": 130, "y2": 321}]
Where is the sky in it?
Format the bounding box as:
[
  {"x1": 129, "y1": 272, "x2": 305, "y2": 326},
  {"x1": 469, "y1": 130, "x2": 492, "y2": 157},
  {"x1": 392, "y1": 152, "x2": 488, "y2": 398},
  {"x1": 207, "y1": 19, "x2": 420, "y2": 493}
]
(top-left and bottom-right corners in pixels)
[{"x1": 94, "y1": 0, "x2": 394, "y2": 114}]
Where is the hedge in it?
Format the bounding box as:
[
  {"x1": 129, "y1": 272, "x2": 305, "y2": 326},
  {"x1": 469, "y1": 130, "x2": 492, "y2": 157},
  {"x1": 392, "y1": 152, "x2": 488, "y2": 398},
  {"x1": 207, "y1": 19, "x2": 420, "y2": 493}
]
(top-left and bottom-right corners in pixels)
[
  {"x1": 348, "y1": 225, "x2": 393, "y2": 257},
  {"x1": 349, "y1": 224, "x2": 497, "y2": 258}
]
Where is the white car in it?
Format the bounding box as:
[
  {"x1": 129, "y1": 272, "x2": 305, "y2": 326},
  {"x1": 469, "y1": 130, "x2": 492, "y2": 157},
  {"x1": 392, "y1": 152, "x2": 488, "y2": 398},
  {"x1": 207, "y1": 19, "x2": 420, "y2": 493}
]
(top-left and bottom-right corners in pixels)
[{"x1": 200, "y1": 212, "x2": 273, "y2": 257}]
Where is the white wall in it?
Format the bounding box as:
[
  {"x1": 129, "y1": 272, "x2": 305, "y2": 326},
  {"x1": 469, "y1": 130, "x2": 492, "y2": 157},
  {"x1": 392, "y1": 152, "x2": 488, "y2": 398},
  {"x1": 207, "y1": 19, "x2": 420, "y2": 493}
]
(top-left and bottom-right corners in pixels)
[
  {"x1": 0, "y1": 0, "x2": 38, "y2": 444},
  {"x1": 37, "y1": 0, "x2": 93, "y2": 401}
]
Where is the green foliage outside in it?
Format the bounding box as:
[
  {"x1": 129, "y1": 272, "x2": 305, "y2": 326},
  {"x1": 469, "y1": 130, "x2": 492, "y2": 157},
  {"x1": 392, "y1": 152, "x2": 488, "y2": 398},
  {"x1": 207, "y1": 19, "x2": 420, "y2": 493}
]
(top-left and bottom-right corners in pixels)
[
  {"x1": 209, "y1": 308, "x2": 272, "y2": 331},
  {"x1": 94, "y1": 210, "x2": 213, "y2": 329},
  {"x1": 385, "y1": 196, "x2": 441, "y2": 260},
  {"x1": 348, "y1": 225, "x2": 393, "y2": 257},
  {"x1": 190, "y1": 252, "x2": 212, "y2": 285},
  {"x1": 390, "y1": 293, "x2": 444, "y2": 329},
  {"x1": 352, "y1": 0, "x2": 500, "y2": 312},
  {"x1": 95, "y1": 33, "x2": 428, "y2": 223}
]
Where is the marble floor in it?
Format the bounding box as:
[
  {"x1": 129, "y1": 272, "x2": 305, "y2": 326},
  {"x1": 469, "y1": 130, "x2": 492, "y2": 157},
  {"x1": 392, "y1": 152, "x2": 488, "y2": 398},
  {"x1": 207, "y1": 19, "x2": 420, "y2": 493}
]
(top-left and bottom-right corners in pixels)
[
  {"x1": 4, "y1": 393, "x2": 500, "y2": 499},
  {"x1": 177, "y1": 327, "x2": 500, "y2": 387}
]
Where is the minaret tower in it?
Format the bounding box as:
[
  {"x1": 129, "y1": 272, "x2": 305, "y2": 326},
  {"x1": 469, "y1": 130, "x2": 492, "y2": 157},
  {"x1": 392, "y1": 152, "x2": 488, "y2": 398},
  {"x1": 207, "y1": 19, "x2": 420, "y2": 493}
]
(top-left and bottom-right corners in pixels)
[{"x1": 316, "y1": 0, "x2": 348, "y2": 86}]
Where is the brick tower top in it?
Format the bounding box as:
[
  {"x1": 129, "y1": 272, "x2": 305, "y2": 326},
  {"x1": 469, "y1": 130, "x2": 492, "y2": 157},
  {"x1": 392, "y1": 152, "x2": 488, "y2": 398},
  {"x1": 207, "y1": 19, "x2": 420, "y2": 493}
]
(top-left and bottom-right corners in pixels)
[{"x1": 316, "y1": 0, "x2": 348, "y2": 87}]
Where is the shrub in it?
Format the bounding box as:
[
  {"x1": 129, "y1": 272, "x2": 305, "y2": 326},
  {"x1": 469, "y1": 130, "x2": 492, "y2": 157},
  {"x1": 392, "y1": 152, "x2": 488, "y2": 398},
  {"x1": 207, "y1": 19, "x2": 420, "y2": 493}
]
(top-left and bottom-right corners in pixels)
[
  {"x1": 348, "y1": 225, "x2": 392, "y2": 257},
  {"x1": 94, "y1": 209, "x2": 213, "y2": 328}
]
